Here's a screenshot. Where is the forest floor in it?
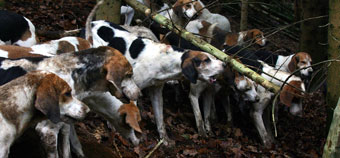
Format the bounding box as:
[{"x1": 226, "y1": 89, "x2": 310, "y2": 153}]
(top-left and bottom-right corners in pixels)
[{"x1": 5, "y1": 0, "x2": 327, "y2": 158}]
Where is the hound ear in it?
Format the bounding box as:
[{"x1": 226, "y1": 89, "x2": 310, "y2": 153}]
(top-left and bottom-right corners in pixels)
[
  {"x1": 35, "y1": 74, "x2": 61, "y2": 123},
  {"x1": 280, "y1": 85, "x2": 294, "y2": 107},
  {"x1": 118, "y1": 102, "x2": 142, "y2": 133},
  {"x1": 181, "y1": 52, "x2": 199, "y2": 83},
  {"x1": 288, "y1": 55, "x2": 298, "y2": 72},
  {"x1": 104, "y1": 56, "x2": 125, "y2": 97},
  {"x1": 193, "y1": 1, "x2": 203, "y2": 16}
]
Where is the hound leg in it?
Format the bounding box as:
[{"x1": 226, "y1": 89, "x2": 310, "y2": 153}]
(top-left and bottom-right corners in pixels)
[
  {"x1": 59, "y1": 124, "x2": 71, "y2": 158},
  {"x1": 69, "y1": 124, "x2": 85, "y2": 158},
  {"x1": 251, "y1": 99, "x2": 273, "y2": 147},
  {"x1": 35, "y1": 120, "x2": 63, "y2": 158},
  {"x1": 189, "y1": 82, "x2": 207, "y2": 137},
  {"x1": 121, "y1": 6, "x2": 135, "y2": 26},
  {"x1": 148, "y1": 84, "x2": 175, "y2": 145},
  {"x1": 202, "y1": 86, "x2": 215, "y2": 134}
]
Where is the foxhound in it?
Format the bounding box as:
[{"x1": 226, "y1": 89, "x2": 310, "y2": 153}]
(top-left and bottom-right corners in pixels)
[
  {"x1": 89, "y1": 20, "x2": 226, "y2": 145},
  {"x1": 0, "y1": 71, "x2": 89, "y2": 158}
]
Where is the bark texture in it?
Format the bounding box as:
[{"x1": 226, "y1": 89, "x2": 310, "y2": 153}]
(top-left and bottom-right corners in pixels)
[
  {"x1": 96, "y1": 0, "x2": 121, "y2": 23},
  {"x1": 240, "y1": 0, "x2": 248, "y2": 31},
  {"x1": 323, "y1": 98, "x2": 340, "y2": 158},
  {"x1": 327, "y1": 0, "x2": 340, "y2": 110}
]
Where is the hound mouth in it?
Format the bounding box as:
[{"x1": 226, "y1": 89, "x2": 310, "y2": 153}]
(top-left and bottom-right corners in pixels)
[{"x1": 209, "y1": 75, "x2": 217, "y2": 84}]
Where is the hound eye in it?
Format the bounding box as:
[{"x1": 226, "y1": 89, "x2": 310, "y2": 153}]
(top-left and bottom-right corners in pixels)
[
  {"x1": 126, "y1": 73, "x2": 132, "y2": 78},
  {"x1": 204, "y1": 58, "x2": 211, "y2": 63},
  {"x1": 301, "y1": 61, "x2": 306, "y2": 64},
  {"x1": 186, "y1": 4, "x2": 191, "y2": 8},
  {"x1": 64, "y1": 91, "x2": 72, "y2": 97}
]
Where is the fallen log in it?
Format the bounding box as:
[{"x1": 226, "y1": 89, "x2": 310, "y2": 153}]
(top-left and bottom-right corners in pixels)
[{"x1": 123, "y1": 0, "x2": 281, "y2": 93}]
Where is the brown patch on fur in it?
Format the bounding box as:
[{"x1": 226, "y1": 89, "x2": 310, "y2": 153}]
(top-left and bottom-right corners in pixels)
[
  {"x1": 20, "y1": 29, "x2": 32, "y2": 41},
  {"x1": 193, "y1": 1, "x2": 203, "y2": 16},
  {"x1": 0, "y1": 72, "x2": 68, "y2": 130},
  {"x1": 0, "y1": 45, "x2": 42, "y2": 59},
  {"x1": 118, "y1": 101, "x2": 142, "y2": 133},
  {"x1": 103, "y1": 47, "x2": 133, "y2": 97},
  {"x1": 280, "y1": 80, "x2": 304, "y2": 107},
  {"x1": 225, "y1": 32, "x2": 239, "y2": 46},
  {"x1": 76, "y1": 37, "x2": 92, "y2": 51},
  {"x1": 57, "y1": 41, "x2": 76, "y2": 54},
  {"x1": 199, "y1": 20, "x2": 210, "y2": 40}
]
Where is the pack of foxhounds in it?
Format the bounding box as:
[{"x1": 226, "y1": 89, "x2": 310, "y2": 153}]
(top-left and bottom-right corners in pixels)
[{"x1": 0, "y1": 0, "x2": 313, "y2": 157}]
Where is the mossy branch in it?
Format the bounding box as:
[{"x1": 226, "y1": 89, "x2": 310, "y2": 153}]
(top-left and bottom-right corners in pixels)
[{"x1": 123, "y1": 0, "x2": 280, "y2": 93}]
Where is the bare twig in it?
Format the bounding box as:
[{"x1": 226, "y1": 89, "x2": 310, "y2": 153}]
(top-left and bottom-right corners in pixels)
[{"x1": 144, "y1": 139, "x2": 164, "y2": 158}]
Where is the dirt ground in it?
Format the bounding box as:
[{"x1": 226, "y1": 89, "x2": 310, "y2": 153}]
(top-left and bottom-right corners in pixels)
[{"x1": 5, "y1": 0, "x2": 327, "y2": 157}]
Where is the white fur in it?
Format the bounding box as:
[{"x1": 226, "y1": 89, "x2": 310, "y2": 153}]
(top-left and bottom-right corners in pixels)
[
  {"x1": 30, "y1": 37, "x2": 84, "y2": 56},
  {"x1": 0, "y1": 49, "x2": 8, "y2": 58},
  {"x1": 196, "y1": 0, "x2": 231, "y2": 32}
]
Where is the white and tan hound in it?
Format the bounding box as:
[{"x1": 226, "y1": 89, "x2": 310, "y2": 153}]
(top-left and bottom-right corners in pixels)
[{"x1": 0, "y1": 71, "x2": 89, "y2": 158}]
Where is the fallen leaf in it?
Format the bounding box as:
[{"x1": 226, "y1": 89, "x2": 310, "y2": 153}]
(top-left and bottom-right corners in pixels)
[{"x1": 183, "y1": 149, "x2": 198, "y2": 157}]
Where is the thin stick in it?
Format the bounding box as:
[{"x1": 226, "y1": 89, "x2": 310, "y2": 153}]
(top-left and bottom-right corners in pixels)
[
  {"x1": 113, "y1": 138, "x2": 123, "y2": 158},
  {"x1": 144, "y1": 139, "x2": 164, "y2": 158}
]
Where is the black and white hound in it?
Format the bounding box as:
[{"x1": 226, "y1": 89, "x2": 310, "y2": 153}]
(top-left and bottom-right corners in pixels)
[
  {"x1": 88, "y1": 20, "x2": 225, "y2": 145},
  {"x1": 0, "y1": 10, "x2": 38, "y2": 47}
]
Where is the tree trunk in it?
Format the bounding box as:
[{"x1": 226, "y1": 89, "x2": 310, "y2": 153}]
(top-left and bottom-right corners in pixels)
[
  {"x1": 123, "y1": 0, "x2": 281, "y2": 94},
  {"x1": 96, "y1": 0, "x2": 121, "y2": 24},
  {"x1": 323, "y1": 98, "x2": 340, "y2": 158},
  {"x1": 240, "y1": 0, "x2": 248, "y2": 31},
  {"x1": 327, "y1": 0, "x2": 340, "y2": 115},
  {"x1": 299, "y1": 0, "x2": 328, "y2": 91}
]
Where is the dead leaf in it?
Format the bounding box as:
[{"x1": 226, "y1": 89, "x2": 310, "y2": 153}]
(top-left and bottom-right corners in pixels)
[{"x1": 183, "y1": 149, "x2": 198, "y2": 157}]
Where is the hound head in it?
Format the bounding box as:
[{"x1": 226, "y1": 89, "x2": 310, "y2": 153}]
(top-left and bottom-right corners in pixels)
[
  {"x1": 181, "y1": 50, "x2": 225, "y2": 84},
  {"x1": 234, "y1": 73, "x2": 259, "y2": 102},
  {"x1": 246, "y1": 29, "x2": 266, "y2": 46},
  {"x1": 288, "y1": 52, "x2": 313, "y2": 79},
  {"x1": 118, "y1": 101, "x2": 142, "y2": 133},
  {"x1": 173, "y1": 0, "x2": 200, "y2": 19},
  {"x1": 35, "y1": 73, "x2": 89, "y2": 123},
  {"x1": 280, "y1": 80, "x2": 305, "y2": 117},
  {"x1": 103, "y1": 47, "x2": 141, "y2": 103}
]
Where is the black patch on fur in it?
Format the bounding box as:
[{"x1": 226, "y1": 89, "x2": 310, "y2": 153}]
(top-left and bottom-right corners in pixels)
[
  {"x1": 72, "y1": 48, "x2": 107, "y2": 90},
  {"x1": 171, "y1": 45, "x2": 185, "y2": 52},
  {"x1": 108, "y1": 21, "x2": 129, "y2": 32},
  {"x1": 210, "y1": 28, "x2": 228, "y2": 49},
  {"x1": 0, "y1": 57, "x2": 27, "y2": 85},
  {"x1": 108, "y1": 37, "x2": 126, "y2": 55},
  {"x1": 97, "y1": 26, "x2": 115, "y2": 42},
  {"x1": 167, "y1": 33, "x2": 202, "y2": 51},
  {"x1": 253, "y1": 50, "x2": 278, "y2": 66},
  {"x1": 129, "y1": 38, "x2": 145, "y2": 59},
  {"x1": 0, "y1": 10, "x2": 29, "y2": 44},
  {"x1": 223, "y1": 45, "x2": 263, "y2": 73},
  {"x1": 96, "y1": 26, "x2": 127, "y2": 54},
  {"x1": 0, "y1": 56, "x2": 47, "y2": 85}
]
